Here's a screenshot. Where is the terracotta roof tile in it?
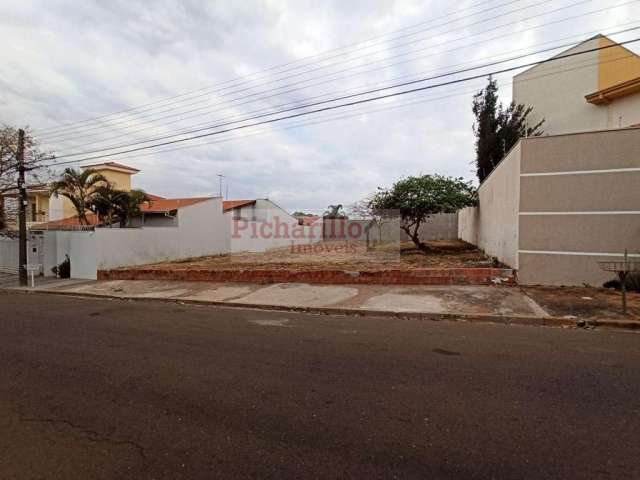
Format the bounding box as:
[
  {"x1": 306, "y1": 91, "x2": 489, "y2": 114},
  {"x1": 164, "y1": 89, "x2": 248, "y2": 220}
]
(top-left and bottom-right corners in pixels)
[
  {"x1": 140, "y1": 197, "x2": 213, "y2": 213},
  {"x1": 32, "y1": 213, "x2": 99, "y2": 229},
  {"x1": 223, "y1": 199, "x2": 256, "y2": 212},
  {"x1": 32, "y1": 197, "x2": 212, "y2": 229},
  {"x1": 296, "y1": 215, "x2": 321, "y2": 226}
]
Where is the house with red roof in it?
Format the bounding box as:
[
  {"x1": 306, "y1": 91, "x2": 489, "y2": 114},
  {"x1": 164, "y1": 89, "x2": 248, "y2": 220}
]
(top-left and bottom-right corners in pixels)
[{"x1": 2, "y1": 162, "x2": 323, "y2": 278}]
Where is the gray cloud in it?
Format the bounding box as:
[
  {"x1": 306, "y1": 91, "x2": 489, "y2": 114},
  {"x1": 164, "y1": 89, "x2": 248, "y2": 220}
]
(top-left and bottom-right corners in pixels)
[{"x1": 1, "y1": 0, "x2": 637, "y2": 212}]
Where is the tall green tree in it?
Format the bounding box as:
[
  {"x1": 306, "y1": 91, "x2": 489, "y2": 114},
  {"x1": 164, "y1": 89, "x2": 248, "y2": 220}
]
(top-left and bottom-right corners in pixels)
[
  {"x1": 370, "y1": 174, "x2": 476, "y2": 251},
  {"x1": 90, "y1": 183, "x2": 126, "y2": 226},
  {"x1": 113, "y1": 189, "x2": 150, "y2": 227},
  {"x1": 50, "y1": 168, "x2": 108, "y2": 225},
  {"x1": 472, "y1": 77, "x2": 544, "y2": 182}
]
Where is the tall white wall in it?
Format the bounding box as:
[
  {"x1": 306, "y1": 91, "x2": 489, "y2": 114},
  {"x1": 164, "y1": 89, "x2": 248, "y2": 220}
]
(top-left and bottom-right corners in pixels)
[
  {"x1": 0, "y1": 236, "x2": 19, "y2": 273},
  {"x1": 228, "y1": 200, "x2": 322, "y2": 253},
  {"x1": 401, "y1": 213, "x2": 458, "y2": 242},
  {"x1": 42, "y1": 230, "x2": 98, "y2": 279},
  {"x1": 0, "y1": 234, "x2": 48, "y2": 275},
  {"x1": 39, "y1": 198, "x2": 229, "y2": 279},
  {"x1": 459, "y1": 143, "x2": 521, "y2": 268},
  {"x1": 458, "y1": 207, "x2": 479, "y2": 246},
  {"x1": 96, "y1": 198, "x2": 228, "y2": 269}
]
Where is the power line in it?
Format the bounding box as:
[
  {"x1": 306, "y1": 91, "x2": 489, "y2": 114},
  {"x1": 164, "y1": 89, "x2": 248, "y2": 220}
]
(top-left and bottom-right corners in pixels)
[
  {"x1": 49, "y1": 11, "x2": 636, "y2": 153},
  {"x1": 38, "y1": 0, "x2": 579, "y2": 141},
  {"x1": 39, "y1": 50, "x2": 632, "y2": 169},
  {"x1": 32, "y1": 0, "x2": 517, "y2": 135},
  {"x1": 50, "y1": 36, "x2": 640, "y2": 159},
  {"x1": 37, "y1": 37, "x2": 640, "y2": 169},
  {"x1": 41, "y1": 0, "x2": 630, "y2": 152},
  {"x1": 50, "y1": 23, "x2": 640, "y2": 155},
  {"x1": 41, "y1": 0, "x2": 635, "y2": 148}
]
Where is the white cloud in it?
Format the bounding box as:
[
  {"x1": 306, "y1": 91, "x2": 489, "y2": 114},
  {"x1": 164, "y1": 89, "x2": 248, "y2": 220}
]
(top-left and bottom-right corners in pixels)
[{"x1": 1, "y1": 0, "x2": 637, "y2": 212}]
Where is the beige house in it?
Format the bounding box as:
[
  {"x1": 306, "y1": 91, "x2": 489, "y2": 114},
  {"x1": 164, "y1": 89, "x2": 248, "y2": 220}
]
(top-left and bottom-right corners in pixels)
[
  {"x1": 459, "y1": 127, "x2": 640, "y2": 286},
  {"x1": 459, "y1": 35, "x2": 640, "y2": 286},
  {"x1": 2, "y1": 161, "x2": 141, "y2": 228},
  {"x1": 513, "y1": 34, "x2": 640, "y2": 135},
  {"x1": 48, "y1": 162, "x2": 140, "y2": 221}
]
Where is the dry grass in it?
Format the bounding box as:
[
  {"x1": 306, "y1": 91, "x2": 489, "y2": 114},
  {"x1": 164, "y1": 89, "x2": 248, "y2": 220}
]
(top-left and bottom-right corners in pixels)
[
  {"x1": 137, "y1": 240, "x2": 496, "y2": 272},
  {"x1": 524, "y1": 286, "x2": 640, "y2": 320}
]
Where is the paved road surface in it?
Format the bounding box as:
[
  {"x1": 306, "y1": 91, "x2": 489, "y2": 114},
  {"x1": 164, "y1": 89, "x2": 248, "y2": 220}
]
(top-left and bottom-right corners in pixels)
[{"x1": 1, "y1": 291, "x2": 639, "y2": 479}]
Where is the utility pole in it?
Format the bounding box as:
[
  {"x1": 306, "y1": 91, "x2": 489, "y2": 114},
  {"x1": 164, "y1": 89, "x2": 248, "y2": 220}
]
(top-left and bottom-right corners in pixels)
[
  {"x1": 17, "y1": 128, "x2": 28, "y2": 286},
  {"x1": 217, "y1": 174, "x2": 225, "y2": 198}
]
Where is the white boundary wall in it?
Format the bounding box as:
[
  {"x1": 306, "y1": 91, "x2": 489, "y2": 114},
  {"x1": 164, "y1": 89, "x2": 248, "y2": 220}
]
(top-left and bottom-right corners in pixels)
[
  {"x1": 458, "y1": 143, "x2": 522, "y2": 268},
  {"x1": 0, "y1": 236, "x2": 19, "y2": 273},
  {"x1": 401, "y1": 213, "x2": 458, "y2": 242},
  {"x1": 41, "y1": 198, "x2": 229, "y2": 279},
  {"x1": 228, "y1": 199, "x2": 322, "y2": 253},
  {"x1": 1, "y1": 234, "x2": 46, "y2": 274}
]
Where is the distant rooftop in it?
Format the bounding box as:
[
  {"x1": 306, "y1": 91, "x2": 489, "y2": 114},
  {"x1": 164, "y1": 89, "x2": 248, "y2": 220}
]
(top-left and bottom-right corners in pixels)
[{"x1": 80, "y1": 162, "x2": 140, "y2": 174}]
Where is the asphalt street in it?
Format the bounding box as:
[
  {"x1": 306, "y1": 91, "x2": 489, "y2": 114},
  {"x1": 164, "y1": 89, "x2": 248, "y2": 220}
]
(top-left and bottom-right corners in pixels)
[{"x1": 0, "y1": 291, "x2": 639, "y2": 479}]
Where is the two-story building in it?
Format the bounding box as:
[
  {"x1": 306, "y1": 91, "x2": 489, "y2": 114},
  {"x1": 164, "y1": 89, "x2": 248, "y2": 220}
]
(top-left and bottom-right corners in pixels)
[{"x1": 459, "y1": 34, "x2": 640, "y2": 286}]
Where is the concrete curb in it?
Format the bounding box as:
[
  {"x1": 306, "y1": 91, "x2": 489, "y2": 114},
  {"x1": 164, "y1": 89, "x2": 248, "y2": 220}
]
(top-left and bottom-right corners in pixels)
[
  {"x1": 5, "y1": 287, "x2": 639, "y2": 331},
  {"x1": 98, "y1": 266, "x2": 517, "y2": 286}
]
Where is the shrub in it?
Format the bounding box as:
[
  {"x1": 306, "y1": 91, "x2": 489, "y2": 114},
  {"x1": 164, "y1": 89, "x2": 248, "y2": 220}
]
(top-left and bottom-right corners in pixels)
[
  {"x1": 52, "y1": 255, "x2": 71, "y2": 279},
  {"x1": 603, "y1": 272, "x2": 640, "y2": 293}
]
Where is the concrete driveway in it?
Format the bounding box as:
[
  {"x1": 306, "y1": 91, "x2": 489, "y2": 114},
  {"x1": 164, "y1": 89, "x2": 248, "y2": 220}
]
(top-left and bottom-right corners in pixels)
[{"x1": 14, "y1": 279, "x2": 549, "y2": 318}]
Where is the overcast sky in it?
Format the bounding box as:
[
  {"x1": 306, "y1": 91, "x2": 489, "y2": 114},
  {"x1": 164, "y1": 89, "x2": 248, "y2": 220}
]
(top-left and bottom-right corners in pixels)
[{"x1": 1, "y1": 0, "x2": 637, "y2": 213}]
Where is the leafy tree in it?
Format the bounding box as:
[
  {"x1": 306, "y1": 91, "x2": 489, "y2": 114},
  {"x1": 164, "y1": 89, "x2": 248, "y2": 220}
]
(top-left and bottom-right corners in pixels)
[
  {"x1": 0, "y1": 126, "x2": 52, "y2": 229},
  {"x1": 113, "y1": 189, "x2": 150, "y2": 227},
  {"x1": 370, "y1": 174, "x2": 476, "y2": 251},
  {"x1": 90, "y1": 186, "x2": 151, "y2": 227},
  {"x1": 90, "y1": 183, "x2": 127, "y2": 226},
  {"x1": 472, "y1": 77, "x2": 544, "y2": 182},
  {"x1": 292, "y1": 211, "x2": 316, "y2": 217},
  {"x1": 323, "y1": 204, "x2": 346, "y2": 219},
  {"x1": 50, "y1": 168, "x2": 108, "y2": 225},
  {"x1": 349, "y1": 196, "x2": 395, "y2": 247}
]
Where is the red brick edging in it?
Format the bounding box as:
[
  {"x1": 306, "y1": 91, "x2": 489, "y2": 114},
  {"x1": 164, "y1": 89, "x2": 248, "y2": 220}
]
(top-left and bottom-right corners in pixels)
[{"x1": 98, "y1": 267, "x2": 516, "y2": 285}]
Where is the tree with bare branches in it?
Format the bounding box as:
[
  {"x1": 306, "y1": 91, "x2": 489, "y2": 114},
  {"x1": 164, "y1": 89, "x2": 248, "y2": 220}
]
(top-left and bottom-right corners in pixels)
[{"x1": 0, "y1": 126, "x2": 52, "y2": 230}]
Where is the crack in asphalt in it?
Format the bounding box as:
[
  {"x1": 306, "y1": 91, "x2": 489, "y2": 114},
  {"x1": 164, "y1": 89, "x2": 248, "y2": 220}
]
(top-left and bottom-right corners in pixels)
[{"x1": 19, "y1": 415, "x2": 147, "y2": 461}]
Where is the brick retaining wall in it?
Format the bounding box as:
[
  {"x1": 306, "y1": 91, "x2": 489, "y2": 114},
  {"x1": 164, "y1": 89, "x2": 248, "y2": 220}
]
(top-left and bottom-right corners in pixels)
[{"x1": 98, "y1": 267, "x2": 516, "y2": 285}]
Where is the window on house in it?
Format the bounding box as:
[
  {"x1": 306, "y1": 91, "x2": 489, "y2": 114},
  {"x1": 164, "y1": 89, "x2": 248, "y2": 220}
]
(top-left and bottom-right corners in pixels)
[{"x1": 31, "y1": 203, "x2": 37, "y2": 222}]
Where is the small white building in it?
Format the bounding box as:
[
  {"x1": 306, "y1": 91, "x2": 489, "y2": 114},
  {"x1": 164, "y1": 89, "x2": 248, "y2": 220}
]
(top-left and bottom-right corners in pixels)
[{"x1": 223, "y1": 199, "x2": 322, "y2": 252}]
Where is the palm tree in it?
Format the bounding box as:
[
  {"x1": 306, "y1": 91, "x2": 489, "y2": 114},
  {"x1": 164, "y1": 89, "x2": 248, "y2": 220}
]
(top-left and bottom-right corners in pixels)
[
  {"x1": 323, "y1": 204, "x2": 346, "y2": 219},
  {"x1": 50, "y1": 168, "x2": 109, "y2": 225},
  {"x1": 90, "y1": 184, "x2": 127, "y2": 227},
  {"x1": 113, "y1": 189, "x2": 150, "y2": 227}
]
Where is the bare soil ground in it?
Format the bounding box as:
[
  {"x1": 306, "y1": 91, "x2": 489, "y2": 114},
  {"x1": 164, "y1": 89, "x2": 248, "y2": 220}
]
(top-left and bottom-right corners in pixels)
[
  {"x1": 524, "y1": 286, "x2": 640, "y2": 320},
  {"x1": 136, "y1": 240, "x2": 497, "y2": 272}
]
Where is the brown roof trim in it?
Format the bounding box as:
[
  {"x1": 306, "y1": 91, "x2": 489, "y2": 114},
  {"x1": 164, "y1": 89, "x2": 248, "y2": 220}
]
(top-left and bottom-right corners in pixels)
[
  {"x1": 80, "y1": 161, "x2": 140, "y2": 174},
  {"x1": 223, "y1": 199, "x2": 256, "y2": 212},
  {"x1": 585, "y1": 76, "x2": 640, "y2": 105}
]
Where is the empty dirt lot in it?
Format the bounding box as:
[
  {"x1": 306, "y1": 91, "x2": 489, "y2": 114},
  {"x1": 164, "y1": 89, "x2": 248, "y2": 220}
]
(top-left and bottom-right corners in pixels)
[{"x1": 131, "y1": 240, "x2": 497, "y2": 272}]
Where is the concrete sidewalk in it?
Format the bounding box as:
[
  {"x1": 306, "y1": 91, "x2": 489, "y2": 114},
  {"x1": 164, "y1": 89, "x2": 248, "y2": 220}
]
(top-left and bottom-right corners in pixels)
[{"x1": 5, "y1": 279, "x2": 638, "y2": 330}]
